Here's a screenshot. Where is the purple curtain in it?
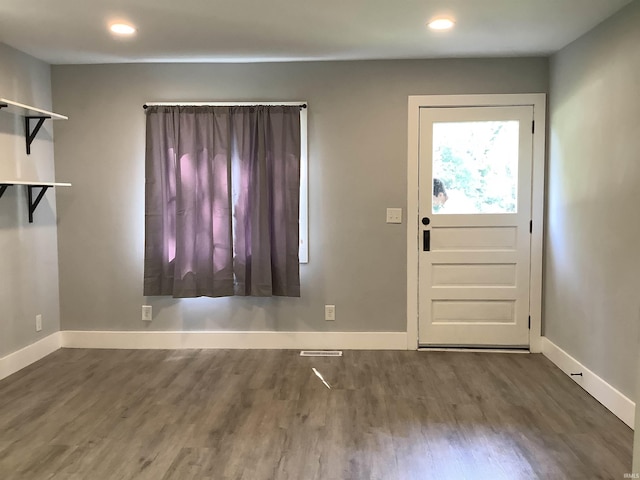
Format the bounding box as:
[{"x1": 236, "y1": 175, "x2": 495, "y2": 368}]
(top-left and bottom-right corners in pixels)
[{"x1": 144, "y1": 105, "x2": 301, "y2": 298}]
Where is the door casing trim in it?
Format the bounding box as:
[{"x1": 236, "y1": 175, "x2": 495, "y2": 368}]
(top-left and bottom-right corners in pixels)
[{"x1": 406, "y1": 94, "x2": 546, "y2": 353}]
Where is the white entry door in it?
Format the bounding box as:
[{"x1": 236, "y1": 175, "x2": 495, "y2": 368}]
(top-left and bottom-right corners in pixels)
[{"x1": 418, "y1": 106, "x2": 534, "y2": 347}]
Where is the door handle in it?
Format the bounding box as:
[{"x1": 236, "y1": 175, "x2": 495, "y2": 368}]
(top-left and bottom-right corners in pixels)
[{"x1": 423, "y1": 230, "x2": 430, "y2": 252}]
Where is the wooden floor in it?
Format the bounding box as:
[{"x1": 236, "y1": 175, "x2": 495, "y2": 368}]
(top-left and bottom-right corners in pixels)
[{"x1": 0, "y1": 349, "x2": 632, "y2": 480}]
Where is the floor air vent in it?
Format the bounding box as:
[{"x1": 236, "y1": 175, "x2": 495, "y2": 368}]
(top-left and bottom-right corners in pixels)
[{"x1": 300, "y1": 350, "x2": 343, "y2": 357}]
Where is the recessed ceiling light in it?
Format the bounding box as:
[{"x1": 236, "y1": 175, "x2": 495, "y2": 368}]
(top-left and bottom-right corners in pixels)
[
  {"x1": 110, "y1": 23, "x2": 136, "y2": 35},
  {"x1": 428, "y1": 18, "x2": 455, "y2": 30}
]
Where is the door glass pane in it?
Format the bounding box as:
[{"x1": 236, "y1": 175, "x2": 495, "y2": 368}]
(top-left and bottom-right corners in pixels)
[{"x1": 432, "y1": 121, "x2": 519, "y2": 214}]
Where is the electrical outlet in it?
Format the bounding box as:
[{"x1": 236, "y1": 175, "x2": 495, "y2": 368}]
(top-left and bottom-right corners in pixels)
[
  {"x1": 325, "y1": 305, "x2": 336, "y2": 321},
  {"x1": 142, "y1": 305, "x2": 153, "y2": 322},
  {"x1": 35, "y1": 314, "x2": 42, "y2": 332},
  {"x1": 386, "y1": 208, "x2": 402, "y2": 224}
]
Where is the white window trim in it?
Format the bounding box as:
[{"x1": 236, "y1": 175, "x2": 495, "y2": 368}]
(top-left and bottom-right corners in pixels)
[
  {"x1": 144, "y1": 101, "x2": 309, "y2": 263},
  {"x1": 406, "y1": 94, "x2": 546, "y2": 352}
]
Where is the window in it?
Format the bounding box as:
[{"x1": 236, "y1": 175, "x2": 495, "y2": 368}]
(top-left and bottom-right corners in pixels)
[
  {"x1": 432, "y1": 120, "x2": 519, "y2": 214},
  {"x1": 144, "y1": 103, "x2": 306, "y2": 298}
]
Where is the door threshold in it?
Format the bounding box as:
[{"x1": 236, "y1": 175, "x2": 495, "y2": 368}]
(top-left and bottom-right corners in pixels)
[{"x1": 418, "y1": 346, "x2": 530, "y2": 354}]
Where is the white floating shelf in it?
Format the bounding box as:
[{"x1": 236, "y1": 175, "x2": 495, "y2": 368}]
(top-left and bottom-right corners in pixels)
[
  {"x1": 0, "y1": 181, "x2": 72, "y2": 223},
  {"x1": 0, "y1": 98, "x2": 68, "y2": 120},
  {"x1": 0, "y1": 97, "x2": 68, "y2": 154},
  {"x1": 0, "y1": 180, "x2": 72, "y2": 187}
]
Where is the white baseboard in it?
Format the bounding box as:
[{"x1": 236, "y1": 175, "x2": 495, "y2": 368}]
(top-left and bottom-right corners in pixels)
[
  {"x1": 541, "y1": 337, "x2": 635, "y2": 429},
  {"x1": 0, "y1": 332, "x2": 62, "y2": 382},
  {"x1": 61, "y1": 330, "x2": 408, "y2": 351}
]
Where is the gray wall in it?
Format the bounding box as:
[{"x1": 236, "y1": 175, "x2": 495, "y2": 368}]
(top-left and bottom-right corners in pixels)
[
  {"x1": 547, "y1": 0, "x2": 640, "y2": 398},
  {"x1": 51, "y1": 58, "x2": 548, "y2": 333},
  {"x1": 635, "y1": 346, "x2": 640, "y2": 473},
  {"x1": 0, "y1": 43, "x2": 61, "y2": 357}
]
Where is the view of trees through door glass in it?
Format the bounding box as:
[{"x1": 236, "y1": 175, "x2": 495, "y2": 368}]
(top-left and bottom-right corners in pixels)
[{"x1": 432, "y1": 121, "x2": 519, "y2": 214}]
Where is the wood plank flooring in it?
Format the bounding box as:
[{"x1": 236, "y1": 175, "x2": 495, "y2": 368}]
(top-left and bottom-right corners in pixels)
[{"x1": 0, "y1": 349, "x2": 633, "y2": 479}]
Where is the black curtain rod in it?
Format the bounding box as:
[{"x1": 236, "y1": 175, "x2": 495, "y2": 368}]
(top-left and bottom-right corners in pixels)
[{"x1": 143, "y1": 103, "x2": 307, "y2": 109}]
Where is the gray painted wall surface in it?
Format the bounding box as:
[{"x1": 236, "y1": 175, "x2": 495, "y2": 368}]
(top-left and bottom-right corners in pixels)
[
  {"x1": 51, "y1": 58, "x2": 548, "y2": 333},
  {"x1": 547, "y1": 0, "x2": 640, "y2": 398},
  {"x1": 0, "y1": 43, "x2": 61, "y2": 357},
  {"x1": 635, "y1": 346, "x2": 640, "y2": 473}
]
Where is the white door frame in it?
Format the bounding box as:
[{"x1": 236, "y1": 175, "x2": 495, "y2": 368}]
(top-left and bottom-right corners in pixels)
[{"x1": 407, "y1": 94, "x2": 546, "y2": 352}]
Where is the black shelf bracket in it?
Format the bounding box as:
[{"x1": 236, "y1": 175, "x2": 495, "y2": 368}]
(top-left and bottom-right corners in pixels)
[
  {"x1": 27, "y1": 185, "x2": 50, "y2": 223},
  {"x1": 0, "y1": 183, "x2": 68, "y2": 223},
  {"x1": 25, "y1": 116, "x2": 50, "y2": 155}
]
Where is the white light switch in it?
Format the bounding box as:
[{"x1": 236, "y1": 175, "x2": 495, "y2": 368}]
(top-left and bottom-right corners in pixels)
[{"x1": 386, "y1": 208, "x2": 402, "y2": 224}]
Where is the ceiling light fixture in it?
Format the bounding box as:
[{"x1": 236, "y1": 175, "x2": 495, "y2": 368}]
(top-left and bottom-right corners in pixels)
[
  {"x1": 110, "y1": 23, "x2": 136, "y2": 35},
  {"x1": 428, "y1": 18, "x2": 455, "y2": 30}
]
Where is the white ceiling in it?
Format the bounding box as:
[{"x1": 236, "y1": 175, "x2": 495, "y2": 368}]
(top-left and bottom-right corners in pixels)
[{"x1": 0, "y1": 0, "x2": 633, "y2": 64}]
